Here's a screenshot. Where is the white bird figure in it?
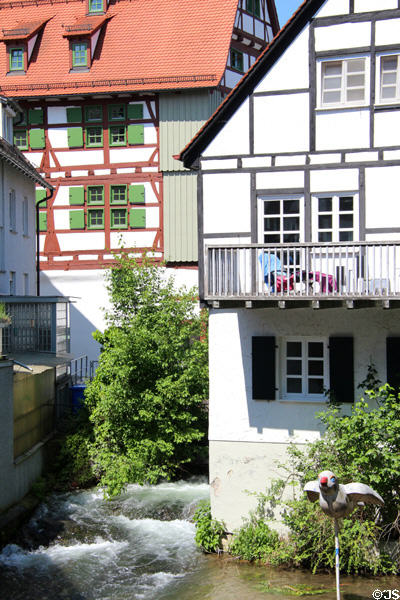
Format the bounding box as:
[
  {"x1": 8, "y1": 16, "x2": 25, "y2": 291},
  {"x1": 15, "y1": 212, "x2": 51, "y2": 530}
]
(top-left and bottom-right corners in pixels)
[{"x1": 304, "y1": 470, "x2": 384, "y2": 600}]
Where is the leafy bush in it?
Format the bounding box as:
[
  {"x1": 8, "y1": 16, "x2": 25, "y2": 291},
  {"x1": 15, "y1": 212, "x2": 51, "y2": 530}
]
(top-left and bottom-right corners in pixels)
[
  {"x1": 193, "y1": 501, "x2": 225, "y2": 553},
  {"x1": 229, "y1": 519, "x2": 280, "y2": 562},
  {"x1": 84, "y1": 253, "x2": 208, "y2": 496}
]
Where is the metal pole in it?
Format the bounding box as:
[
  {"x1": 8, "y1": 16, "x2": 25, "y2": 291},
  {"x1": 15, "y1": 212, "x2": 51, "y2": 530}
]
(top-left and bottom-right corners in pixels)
[{"x1": 334, "y1": 518, "x2": 340, "y2": 600}]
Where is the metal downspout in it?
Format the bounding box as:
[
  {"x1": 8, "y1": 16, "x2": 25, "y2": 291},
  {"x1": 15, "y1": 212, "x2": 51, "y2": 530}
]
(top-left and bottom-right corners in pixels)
[{"x1": 36, "y1": 188, "x2": 54, "y2": 296}]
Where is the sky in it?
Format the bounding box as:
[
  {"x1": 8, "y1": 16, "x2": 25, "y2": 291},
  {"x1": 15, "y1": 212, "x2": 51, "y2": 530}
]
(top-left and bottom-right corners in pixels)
[{"x1": 276, "y1": 0, "x2": 304, "y2": 28}]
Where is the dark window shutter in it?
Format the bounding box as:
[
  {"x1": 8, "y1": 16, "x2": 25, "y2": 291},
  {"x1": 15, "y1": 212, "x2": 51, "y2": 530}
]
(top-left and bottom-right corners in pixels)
[
  {"x1": 28, "y1": 108, "x2": 43, "y2": 125},
  {"x1": 329, "y1": 337, "x2": 354, "y2": 403},
  {"x1": 67, "y1": 107, "x2": 82, "y2": 123},
  {"x1": 127, "y1": 103, "x2": 143, "y2": 120},
  {"x1": 387, "y1": 337, "x2": 400, "y2": 389},
  {"x1": 252, "y1": 336, "x2": 276, "y2": 400}
]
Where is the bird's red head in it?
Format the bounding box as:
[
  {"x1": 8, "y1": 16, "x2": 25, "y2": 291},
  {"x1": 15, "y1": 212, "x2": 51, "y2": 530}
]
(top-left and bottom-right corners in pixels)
[{"x1": 320, "y1": 476, "x2": 328, "y2": 485}]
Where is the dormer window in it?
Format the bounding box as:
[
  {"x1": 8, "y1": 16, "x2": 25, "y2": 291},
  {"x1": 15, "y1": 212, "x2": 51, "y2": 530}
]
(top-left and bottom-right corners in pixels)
[
  {"x1": 10, "y1": 47, "x2": 24, "y2": 71},
  {"x1": 230, "y1": 49, "x2": 244, "y2": 73},
  {"x1": 89, "y1": 0, "x2": 104, "y2": 13},
  {"x1": 72, "y1": 42, "x2": 88, "y2": 67},
  {"x1": 246, "y1": 0, "x2": 261, "y2": 18}
]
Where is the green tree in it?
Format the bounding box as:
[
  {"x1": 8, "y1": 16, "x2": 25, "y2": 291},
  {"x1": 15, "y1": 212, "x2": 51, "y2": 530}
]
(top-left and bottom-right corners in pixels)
[{"x1": 84, "y1": 253, "x2": 208, "y2": 497}]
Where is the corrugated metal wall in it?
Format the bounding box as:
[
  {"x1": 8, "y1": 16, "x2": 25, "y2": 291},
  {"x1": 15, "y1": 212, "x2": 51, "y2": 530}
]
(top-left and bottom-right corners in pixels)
[
  {"x1": 160, "y1": 90, "x2": 223, "y2": 262},
  {"x1": 164, "y1": 172, "x2": 198, "y2": 263}
]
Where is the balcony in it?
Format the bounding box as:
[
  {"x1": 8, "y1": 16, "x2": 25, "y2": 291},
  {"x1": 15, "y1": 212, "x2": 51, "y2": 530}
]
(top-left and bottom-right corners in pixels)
[{"x1": 205, "y1": 242, "x2": 400, "y2": 308}]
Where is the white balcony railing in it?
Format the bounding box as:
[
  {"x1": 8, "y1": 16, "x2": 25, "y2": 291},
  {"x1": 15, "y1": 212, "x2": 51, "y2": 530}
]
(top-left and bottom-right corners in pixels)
[{"x1": 205, "y1": 242, "x2": 400, "y2": 300}]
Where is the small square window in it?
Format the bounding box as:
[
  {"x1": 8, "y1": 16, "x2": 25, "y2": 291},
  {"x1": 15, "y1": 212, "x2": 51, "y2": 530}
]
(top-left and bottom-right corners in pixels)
[
  {"x1": 87, "y1": 186, "x2": 104, "y2": 205},
  {"x1": 88, "y1": 209, "x2": 104, "y2": 229},
  {"x1": 321, "y1": 58, "x2": 366, "y2": 107},
  {"x1": 109, "y1": 126, "x2": 126, "y2": 146},
  {"x1": 72, "y1": 42, "x2": 88, "y2": 67},
  {"x1": 110, "y1": 185, "x2": 127, "y2": 204},
  {"x1": 14, "y1": 129, "x2": 28, "y2": 150},
  {"x1": 108, "y1": 104, "x2": 126, "y2": 121},
  {"x1": 85, "y1": 105, "x2": 102, "y2": 122},
  {"x1": 89, "y1": 0, "x2": 103, "y2": 12},
  {"x1": 283, "y1": 338, "x2": 327, "y2": 400},
  {"x1": 110, "y1": 208, "x2": 127, "y2": 229},
  {"x1": 246, "y1": 0, "x2": 260, "y2": 17},
  {"x1": 86, "y1": 126, "x2": 103, "y2": 147},
  {"x1": 230, "y1": 49, "x2": 244, "y2": 73},
  {"x1": 10, "y1": 47, "x2": 24, "y2": 71}
]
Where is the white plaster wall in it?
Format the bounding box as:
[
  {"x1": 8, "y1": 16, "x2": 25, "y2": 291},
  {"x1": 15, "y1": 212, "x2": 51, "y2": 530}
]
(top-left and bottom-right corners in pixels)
[
  {"x1": 315, "y1": 22, "x2": 371, "y2": 52},
  {"x1": 48, "y1": 128, "x2": 69, "y2": 148},
  {"x1": 55, "y1": 150, "x2": 104, "y2": 166},
  {"x1": 208, "y1": 307, "x2": 400, "y2": 446},
  {"x1": 109, "y1": 230, "x2": 155, "y2": 248},
  {"x1": 316, "y1": 110, "x2": 370, "y2": 150},
  {"x1": 57, "y1": 232, "x2": 105, "y2": 251},
  {"x1": 310, "y1": 168, "x2": 359, "y2": 192},
  {"x1": 374, "y1": 111, "x2": 400, "y2": 147},
  {"x1": 53, "y1": 186, "x2": 70, "y2": 207},
  {"x1": 109, "y1": 147, "x2": 155, "y2": 163},
  {"x1": 256, "y1": 170, "x2": 304, "y2": 190},
  {"x1": 48, "y1": 106, "x2": 68, "y2": 124},
  {"x1": 255, "y1": 27, "x2": 309, "y2": 93},
  {"x1": 145, "y1": 206, "x2": 159, "y2": 228},
  {"x1": 1, "y1": 163, "x2": 36, "y2": 295},
  {"x1": 375, "y1": 18, "x2": 400, "y2": 47},
  {"x1": 254, "y1": 94, "x2": 309, "y2": 154},
  {"x1": 356, "y1": 0, "x2": 397, "y2": 13},
  {"x1": 315, "y1": 0, "x2": 349, "y2": 17},
  {"x1": 203, "y1": 173, "x2": 251, "y2": 234},
  {"x1": 144, "y1": 124, "x2": 157, "y2": 145},
  {"x1": 24, "y1": 152, "x2": 43, "y2": 168},
  {"x1": 203, "y1": 100, "x2": 250, "y2": 158},
  {"x1": 365, "y1": 166, "x2": 400, "y2": 229}
]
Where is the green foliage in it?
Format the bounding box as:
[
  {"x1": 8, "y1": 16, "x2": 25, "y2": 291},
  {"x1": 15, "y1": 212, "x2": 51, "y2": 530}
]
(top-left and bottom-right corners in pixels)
[
  {"x1": 84, "y1": 253, "x2": 208, "y2": 496},
  {"x1": 193, "y1": 501, "x2": 225, "y2": 553},
  {"x1": 0, "y1": 302, "x2": 11, "y2": 323},
  {"x1": 229, "y1": 519, "x2": 280, "y2": 562}
]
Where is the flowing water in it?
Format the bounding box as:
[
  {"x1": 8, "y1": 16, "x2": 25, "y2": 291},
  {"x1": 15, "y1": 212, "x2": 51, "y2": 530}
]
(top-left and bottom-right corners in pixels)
[{"x1": 0, "y1": 480, "x2": 399, "y2": 600}]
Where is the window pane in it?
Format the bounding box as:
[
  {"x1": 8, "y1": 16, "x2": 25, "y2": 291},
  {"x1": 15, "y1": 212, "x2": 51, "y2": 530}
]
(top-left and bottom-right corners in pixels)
[
  {"x1": 264, "y1": 234, "x2": 280, "y2": 243},
  {"x1": 339, "y1": 214, "x2": 353, "y2": 228},
  {"x1": 287, "y1": 379, "x2": 302, "y2": 393},
  {"x1": 347, "y1": 59, "x2": 365, "y2": 73},
  {"x1": 283, "y1": 217, "x2": 299, "y2": 231},
  {"x1": 324, "y1": 62, "x2": 342, "y2": 76},
  {"x1": 265, "y1": 217, "x2": 280, "y2": 232},
  {"x1": 324, "y1": 77, "x2": 342, "y2": 90},
  {"x1": 264, "y1": 201, "x2": 279, "y2": 215},
  {"x1": 319, "y1": 231, "x2": 332, "y2": 242},
  {"x1": 339, "y1": 231, "x2": 353, "y2": 241},
  {"x1": 308, "y1": 379, "x2": 324, "y2": 394},
  {"x1": 308, "y1": 342, "x2": 323, "y2": 358},
  {"x1": 347, "y1": 74, "x2": 365, "y2": 87},
  {"x1": 323, "y1": 91, "x2": 341, "y2": 104},
  {"x1": 347, "y1": 88, "x2": 364, "y2": 102},
  {"x1": 287, "y1": 342, "x2": 302, "y2": 357},
  {"x1": 382, "y1": 56, "x2": 397, "y2": 71},
  {"x1": 283, "y1": 233, "x2": 300, "y2": 243},
  {"x1": 308, "y1": 360, "x2": 324, "y2": 376},
  {"x1": 382, "y1": 72, "x2": 397, "y2": 85},
  {"x1": 287, "y1": 360, "x2": 302, "y2": 375},
  {"x1": 283, "y1": 200, "x2": 299, "y2": 214},
  {"x1": 319, "y1": 215, "x2": 332, "y2": 229},
  {"x1": 339, "y1": 196, "x2": 353, "y2": 211},
  {"x1": 319, "y1": 197, "x2": 332, "y2": 212},
  {"x1": 382, "y1": 87, "x2": 397, "y2": 98}
]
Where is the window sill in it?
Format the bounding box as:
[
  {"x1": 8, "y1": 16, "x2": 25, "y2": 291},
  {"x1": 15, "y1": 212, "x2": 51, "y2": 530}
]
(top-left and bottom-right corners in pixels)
[
  {"x1": 6, "y1": 70, "x2": 26, "y2": 76},
  {"x1": 69, "y1": 67, "x2": 90, "y2": 73},
  {"x1": 278, "y1": 397, "x2": 327, "y2": 404},
  {"x1": 316, "y1": 105, "x2": 369, "y2": 112},
  {"x1": 374, "y1": 102, "x2": 400, "y2": 111}
]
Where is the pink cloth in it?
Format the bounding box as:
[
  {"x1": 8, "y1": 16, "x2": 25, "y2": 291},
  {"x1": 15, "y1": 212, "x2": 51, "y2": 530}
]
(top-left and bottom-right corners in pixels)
[{"x1": 310, "y1": 271, "x2": 337, "y2": 292}]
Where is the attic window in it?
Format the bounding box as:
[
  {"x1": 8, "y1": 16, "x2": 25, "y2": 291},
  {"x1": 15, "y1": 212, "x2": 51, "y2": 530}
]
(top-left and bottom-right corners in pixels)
[
  {"x1": 72, "y1": 42, "x2": 88, "y2": 67},
  {"x1": 246, "y1": 0, "x2": 261, "y2": 17},
  {"x1": 230, "y1": 49, "x2": 244, "y2": 73},
  {"x1": 10, "y1": 47, "x2": 24, "y2": 71},
  {"x1": 89, "y1": 0, "x2": 104, "y2": 13}
]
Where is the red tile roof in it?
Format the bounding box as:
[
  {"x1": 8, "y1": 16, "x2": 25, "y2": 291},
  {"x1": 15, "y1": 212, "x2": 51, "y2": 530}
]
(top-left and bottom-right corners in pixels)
[
  {"x1": 62, "y1": 14, "x2": 111, "y2": 37},
  {"x1": 0, "y1": 0, "x2": 239, "y2": 97},
  {"x1": 1, "y1": 19, "x2": 51, "y2": 41}
]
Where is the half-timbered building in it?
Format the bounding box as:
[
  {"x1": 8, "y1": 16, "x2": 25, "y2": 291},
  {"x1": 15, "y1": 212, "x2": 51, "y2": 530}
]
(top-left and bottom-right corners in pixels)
[
  {"x1": 180, "y1": 0, "x2": 400, "y2": 531},
  {"x1": 0, "y1": 0, "x2": 279, "y2": 361}
]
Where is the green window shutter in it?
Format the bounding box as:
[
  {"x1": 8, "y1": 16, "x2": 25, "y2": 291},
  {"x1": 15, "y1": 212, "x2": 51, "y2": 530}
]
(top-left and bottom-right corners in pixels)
[
  {"x1": 127, "y1": 124, "x2": 144, "y2": 145},
  {"x1": 67, "y1": 107, "x2": 82, "y2": 123},
  {"x1": 127, "y1": 104, "x2": 143, "y2": 120},
  {"x1": 38, "y1": 212, "x2": 47, "y2": 232},
  {"x1": 129, "y1": 184, "x2": 145, "y2": 204},
  {"x1": 69, "y1": 210, "x2": 85, "y2": 229},
  {"x1": 69, "y1": 187, "x2": 85, "y2": 205},
  {"x1": 67, "y1": 127, "x2": 84, "y2": 148},
  {"x1": 28, "y1": 108, "x2": 43, "y2": 125},
  {"x1": 35, "y1": 189, "x2": 47, "y2": 206},
  {"x1": 30, "y1": 128, "x2": 45, "y2": 149},
  {"x1": 130, "y1": 208, "x2": 146, "y2": 229}
]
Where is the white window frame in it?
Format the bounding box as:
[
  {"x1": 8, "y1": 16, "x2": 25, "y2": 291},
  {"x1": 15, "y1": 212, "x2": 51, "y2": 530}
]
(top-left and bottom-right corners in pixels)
[
  {"x1": 22, "y1": 197, "x2": 29, "y2": 236},
  {"x1": 311, "y1": 193, "x2": 359, "y2": 243},
  {"x1": 257, "y1": 195, "x2": 304, "y2": 245},
  {"x1": 9, "y1": 271, "x2": 16, "y2": 295},
  {"x1": 9, "y1": 189, "x2": 16, "y2": 232},
  {"x1": 280, "y1": 337, "x2": 328, "y2": 403},
  {"x1": 376, "y1": 52, "x2": 400, "y2": 105},
  {"x1": 317, "y1": 55, "x2": 370, "y2": 109}
]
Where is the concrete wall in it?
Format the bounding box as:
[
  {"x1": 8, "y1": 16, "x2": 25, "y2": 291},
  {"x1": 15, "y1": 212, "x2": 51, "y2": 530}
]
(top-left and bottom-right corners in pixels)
[{"x1": 0, "y1": 362, "x2": 49, "y2": 512}]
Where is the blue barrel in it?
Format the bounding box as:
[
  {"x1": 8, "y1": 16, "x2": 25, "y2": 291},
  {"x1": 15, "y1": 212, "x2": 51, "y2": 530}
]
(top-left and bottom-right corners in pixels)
[{"x1": 70, "y1": 384, "x2": 86, "y2": 414}]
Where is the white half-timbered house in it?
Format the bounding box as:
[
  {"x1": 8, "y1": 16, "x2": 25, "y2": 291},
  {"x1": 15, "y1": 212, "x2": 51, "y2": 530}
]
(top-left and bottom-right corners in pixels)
[{"x1": 180, "y1": 0, "x2": 400, "y2": 531}]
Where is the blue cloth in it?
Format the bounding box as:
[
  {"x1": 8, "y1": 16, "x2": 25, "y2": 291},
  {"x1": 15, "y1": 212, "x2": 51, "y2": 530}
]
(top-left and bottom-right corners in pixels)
[{"x1": 258, "y1": 253, "x2": 284, "y2": 284}]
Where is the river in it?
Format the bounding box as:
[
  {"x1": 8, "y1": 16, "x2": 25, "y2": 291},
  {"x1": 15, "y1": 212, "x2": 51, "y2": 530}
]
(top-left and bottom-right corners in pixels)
[{"x1": 0, "y1": 479, "x2": 398, "y2": 600}]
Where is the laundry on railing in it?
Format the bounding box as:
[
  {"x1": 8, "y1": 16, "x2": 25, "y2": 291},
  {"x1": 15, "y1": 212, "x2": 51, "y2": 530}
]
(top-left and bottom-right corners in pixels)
[
  {"x1": 308, "y1": 271, "x2": 337, "y2": 293},
  {"x1": 259, "y1": 253, "x2": 294, "y2": 292}
]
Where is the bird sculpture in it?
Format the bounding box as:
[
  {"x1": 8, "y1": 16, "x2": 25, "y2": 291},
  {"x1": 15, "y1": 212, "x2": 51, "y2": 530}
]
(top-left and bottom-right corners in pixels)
[{"x1": 304, "y1": 470, "x2": 384, "y2": 600}]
